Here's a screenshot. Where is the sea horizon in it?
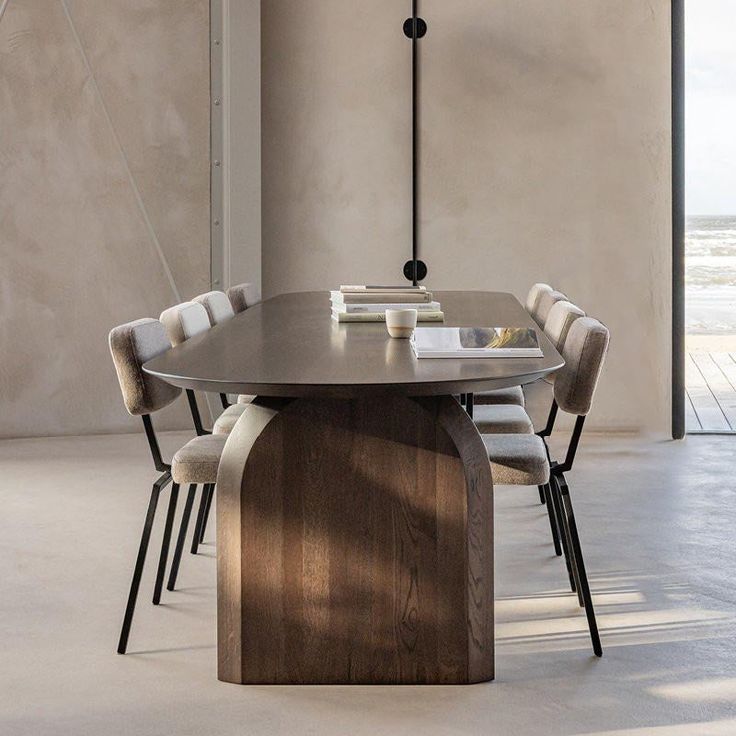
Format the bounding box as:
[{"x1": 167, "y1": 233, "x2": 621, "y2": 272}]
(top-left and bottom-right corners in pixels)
[{"x1": 686, "y1": 214, "x2": 736, "y2": 336}]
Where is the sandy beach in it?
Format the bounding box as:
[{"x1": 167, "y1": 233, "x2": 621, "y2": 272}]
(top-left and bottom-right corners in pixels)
[{"x1": 686, "y1": 333, "x2": 736, "y2": 353}]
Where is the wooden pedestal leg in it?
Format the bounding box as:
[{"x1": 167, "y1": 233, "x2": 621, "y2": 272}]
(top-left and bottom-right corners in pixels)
[{"x1": 217, "y1": 395, "x2": 494, "y2": 685}]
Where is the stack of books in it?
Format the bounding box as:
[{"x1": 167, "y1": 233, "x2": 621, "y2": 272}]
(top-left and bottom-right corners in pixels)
[{"x1": 330, "y1": 285, "x2": 444, "y2": 322}]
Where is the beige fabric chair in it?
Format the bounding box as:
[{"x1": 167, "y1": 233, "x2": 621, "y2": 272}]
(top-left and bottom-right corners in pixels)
[
  {"x1": 540, "y1": 300, "x2": 586, "y2": 385},
  {"x1": 109, "y1": 319, "x2": 181, "y2": 416},
  {"x1": 226, "y1": 285, "x2": 259, "y2": 407},
  {"x1": 545, "y1": 300, "x2": 585, "y2": 350},
  {"x1": 213, "y1": 404, "x2": 248, "y2": 434},
  {"x1": 194, "y1": 290, "x2": 235, "y2": 326},
  {"x1": 474, "y1": 385, "x2": 525, "y2": 408},
  {"x1": 474, "y1": 404, "x2": 533, "y2": 434},
  {"x1": 476, "y1": 299, "x2": 585, "y2": 423},
  {"x1": 483, "y1": 316, "x2": 610, "y2": 657},
  {"x1": 476, "y1": 283, "x2": 565, "y2": 409},
  {"x1": 227, "y1": 282, "x2": 261, "y2": 314},
  {"x1": 159, "y1": 301, "x2": 210, "y2": 346},
  {"x1": 525, "y1": 283, "x2": 551, "y2": 314},
  {"x1": 534, "y1": 288, "x2": 568, "y2": 328},
  {"x1": 555, "y1": 317, "x2": 609, "y2": 416},
  {"x1": 159, "y1": 301, "x2": 248, "y2": 436},
  {"x1": 194, "y1": 291, "x2": 247, "y2": 410},
  {"x1": 482, "y1": 433, "x2": 549, "y2": 485},
  {"x1": 109, "y1": 318, "x2": 226, "y2": 654}
]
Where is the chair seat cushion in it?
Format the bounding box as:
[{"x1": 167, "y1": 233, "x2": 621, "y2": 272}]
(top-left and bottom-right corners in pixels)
[
  {"x1": 474, "y1": 386, "x2": 525, "y2": 407},
  {"x1": 213, "y1": 404, "x2": 248, "y2": 435},
  {"x1": 474, "y1": 404, "x2": 533, "y2": 434},
  {"x1": 172, "y1": 435, "x2": 227, "y2": 484},
  {"x1": 482, "y1": 434, "x2": 550, "y2": 486}
]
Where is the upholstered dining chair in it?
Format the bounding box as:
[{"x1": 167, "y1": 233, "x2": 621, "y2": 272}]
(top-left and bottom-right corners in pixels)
[
  {"x1": 159, "y1": 300, "x2": 245, "y2": 552},
  {"x1": 227, "y1": 282, "x2": 260, "y2": 313},
  {"x1": 159, "y1": 301, "x2": 212, "y2": 436},
  {"x1": 194, "y1": 290, "x2": 236, "y2": 326},
  {"x1": 193, "y1": 290, "x2": 237, "y2": 410},
  {"x1": 530, "y1": 299, "x2": 587, "y2": 504},
  {"x1": 201, "y1": 287, "x2": 258, "y2": 412},
  {"x1": 481, "y1": 316, "x2": 610, "y2": 657},
  {"x1": 475, "y1": 283, "x2": 567, "y2": 410},
  {"x1": 473, "y1": 300, "x2": 586, "y2": 436},
  {"x1": 109, "y1": 318, "x2": 226, "y2": 654},
  {"x1": 534, "y1": 287, "x2": 568, "y2": 329},
  {"x1": 160, "y1": 300, "x2": 247, "y2": 438},
  {"x1": 545, "y1": 300, "x2": 586, "y2": 356},
  {"x1": 525, "y1": 282, "x2": 550, "y2": 313}
]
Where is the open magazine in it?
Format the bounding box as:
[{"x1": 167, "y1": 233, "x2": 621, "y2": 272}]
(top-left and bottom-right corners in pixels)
[{"x1": 411, "y1": 327, "x2": 542, "y2": 358}]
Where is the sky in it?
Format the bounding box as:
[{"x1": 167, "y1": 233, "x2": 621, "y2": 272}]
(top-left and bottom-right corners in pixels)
[{"x1": 686, "y1": 0, "x2": 736, "y2": 215}]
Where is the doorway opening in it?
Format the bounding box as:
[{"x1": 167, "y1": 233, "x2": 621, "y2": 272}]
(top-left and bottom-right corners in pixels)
[{"x1": 683, "y1": 1, "x2": 736, "y2": 433}]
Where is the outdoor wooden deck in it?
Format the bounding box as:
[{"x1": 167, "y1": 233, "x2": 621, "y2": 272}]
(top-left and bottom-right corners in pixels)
[{"x1": 686, "y1": 351, "x2": 736, "y2": 432}]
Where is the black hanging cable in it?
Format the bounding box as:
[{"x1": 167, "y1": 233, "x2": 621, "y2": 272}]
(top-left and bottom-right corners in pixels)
[
  {"x1": 403, "y1": 2, "x2": 427, "y2": 284},
  {"x1": 411, "y1": 1, "x2": 418, "y2": 285}
]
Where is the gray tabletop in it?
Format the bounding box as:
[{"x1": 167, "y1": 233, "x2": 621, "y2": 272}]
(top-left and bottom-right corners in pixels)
[{"x1": 143, "y1": 291, "x2": 564, "y2": 398}]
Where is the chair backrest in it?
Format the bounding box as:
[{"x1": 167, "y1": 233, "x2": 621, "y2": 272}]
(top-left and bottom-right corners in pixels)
[
  {"x1": 160, "y1": 301, "x2": 211, "y2": 347},
  {"x1": 525, "y1": 283, "x2": 551, "y2": 314},
  {"x1": 545, "y1": 300, "x2": 586, "y2": 351},
  {"x1": 554, "y1": 317, "x2": 610, "y2": 417},
  {"x1": 109, "y1": 319, "x2": 181, "y2": 416},
  {"x1": 194, "y1": 291, "x2": 235, "y2": 326},
  {"x1": 534, "y1": 288, "x2": 567, "y2": 328},
  {"x1": 227, "y1": 283, "x2": 260, "y2": 314}
]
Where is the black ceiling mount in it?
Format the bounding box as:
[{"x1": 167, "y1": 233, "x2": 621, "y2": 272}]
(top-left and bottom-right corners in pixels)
[{"x1": 403, "y1": 1, "x2": 427, "y2": 285}]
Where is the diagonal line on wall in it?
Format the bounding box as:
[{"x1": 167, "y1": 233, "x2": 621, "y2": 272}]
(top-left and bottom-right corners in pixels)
[
  {"x1": 0, "y1": 0, "x2": 11, "y2": 24},
  {"x1": 58, "y1": 0, "x2": 182, "y2": 302}
]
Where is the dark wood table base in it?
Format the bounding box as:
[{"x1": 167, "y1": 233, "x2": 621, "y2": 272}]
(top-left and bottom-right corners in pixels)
[{"x1": 217, "y1": 396, "x2": 494, "y2": 685}]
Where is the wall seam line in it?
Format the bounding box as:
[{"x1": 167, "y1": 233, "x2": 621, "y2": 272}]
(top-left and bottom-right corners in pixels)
[
  {"x1": 0, "y1": 0, "x2": 11, "y2": 24},
  {"x1": 58, "y1": 0, "x2": 182, "y2": 302}
]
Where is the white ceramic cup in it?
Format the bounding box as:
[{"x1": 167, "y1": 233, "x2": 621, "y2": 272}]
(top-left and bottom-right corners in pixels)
[{"x1": 385, "y1": 308, "x2": 418, "y2": 339}]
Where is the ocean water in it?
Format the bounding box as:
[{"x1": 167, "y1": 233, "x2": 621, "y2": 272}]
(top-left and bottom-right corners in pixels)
[{"x1": 687, "y1": 215, "x2": 736, "y2": 334}]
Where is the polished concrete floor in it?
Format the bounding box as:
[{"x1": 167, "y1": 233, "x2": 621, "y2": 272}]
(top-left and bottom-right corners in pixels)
[{"x1": 2, "y1": 430, "x2": 736, "y2": 735}]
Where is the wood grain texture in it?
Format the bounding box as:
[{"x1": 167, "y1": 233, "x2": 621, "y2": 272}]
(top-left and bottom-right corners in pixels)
[{"x1": 216, "y1": 396, "x2": 494, "y2": 685}]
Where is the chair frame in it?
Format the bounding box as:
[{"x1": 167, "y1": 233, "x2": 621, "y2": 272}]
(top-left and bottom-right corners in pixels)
[
  {"x1": 183, "y1": 388, "x2": 216, "y2": 554},
  {"x1": 536, "y1": 400, "x2": 602, "y2": 657},
  {"x1": 117, "y1": 409, "x2": 215, "y2": 654}
]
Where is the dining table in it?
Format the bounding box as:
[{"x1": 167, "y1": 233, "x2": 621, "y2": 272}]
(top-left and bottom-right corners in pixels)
[{"x1": 144, "y1": 290, "x2": 564, "y2": 685}]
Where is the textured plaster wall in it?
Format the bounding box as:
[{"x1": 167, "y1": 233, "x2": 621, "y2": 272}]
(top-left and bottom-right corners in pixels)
[
  {"x1": 261, "y1": 1, "x2": 672, "y2": 432},
  {"x1": 261, "y1": 0, "x2": 412, "y2": 295},
  {"x1": 0, "y1": 0, "x2": 210, "y2": 438}
]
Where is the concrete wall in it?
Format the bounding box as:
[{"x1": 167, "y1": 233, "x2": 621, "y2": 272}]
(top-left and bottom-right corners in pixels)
[
  {"x1": 0, "y1": 0, "x2": 210, "y2": 438},
  {"x1": 261, "y1": 1, "x2": 672, "y2": 432}
]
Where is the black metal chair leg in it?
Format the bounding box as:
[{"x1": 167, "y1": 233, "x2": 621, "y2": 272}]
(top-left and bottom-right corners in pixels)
[
  {"x1": 191, "y1": 484, "x2": 210, "y2": 554},
  {"x1": 117, "y1": 473, "x2": 170, "y2": 654},
  {"x1": 167, "y1": 484, "x2": 197, "y2": 591},
  {"x1": 556, "y1": 479, "x2": 584, "y2": 607},
  {"x1": 153, "y1": 483, "x2": 179, "y2": 605},
  {"x1": 199, "y1": 484, "x2": 215, "y2": 543},
  {"x1": 538, "y1": 485, "x2": 546, "y2": 504},
  {"x1": 550, "y1": 475, "x2": 578, "y2": 596},
  {"x1": 543, "y1": 483, "x2": 562, "y2": 556},
  {"x1": 558, "y1": 474, "x2": 602, "y2": 657}
]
